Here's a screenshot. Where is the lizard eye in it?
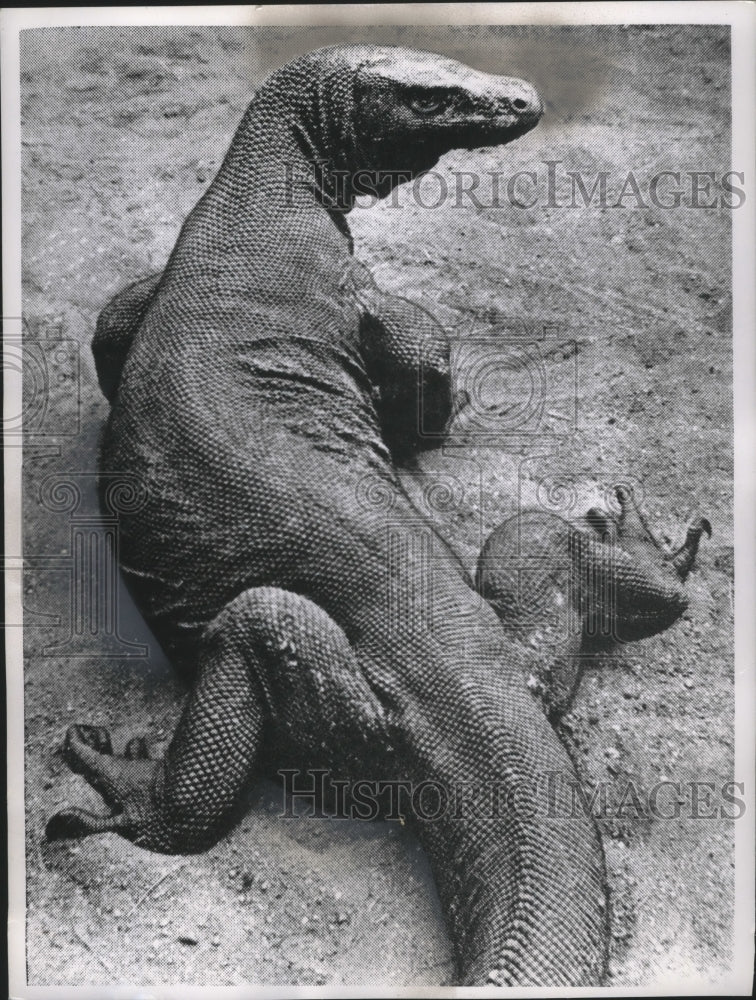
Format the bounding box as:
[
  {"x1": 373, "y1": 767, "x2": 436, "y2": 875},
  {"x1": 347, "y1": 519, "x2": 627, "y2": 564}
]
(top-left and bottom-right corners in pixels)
[{"x1": 407, "y1": 93, "x2": 447, "y2": 115}]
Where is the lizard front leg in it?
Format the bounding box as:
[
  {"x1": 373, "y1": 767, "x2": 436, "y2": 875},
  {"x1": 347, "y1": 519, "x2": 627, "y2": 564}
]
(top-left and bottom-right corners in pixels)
[
  {"x1": 93, "y1": 273, "x2": 162, "y2": 402},
  {"x1": 347, "y1": 261, "x2": 459, "y2": 463}
]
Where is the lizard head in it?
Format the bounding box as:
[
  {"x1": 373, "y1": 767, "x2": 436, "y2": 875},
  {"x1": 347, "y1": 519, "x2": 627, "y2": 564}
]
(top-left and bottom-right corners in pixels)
[
  {"x1": 266, "y1": 45, "x2": 542, "y2": 207},
  {"x1": 347, "y1": 46, "x2": 543, "y2": 181}
]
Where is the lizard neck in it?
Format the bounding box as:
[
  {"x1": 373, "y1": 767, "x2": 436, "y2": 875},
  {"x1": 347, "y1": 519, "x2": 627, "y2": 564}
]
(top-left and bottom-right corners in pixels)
[
  {"x1": 164, "y1": 69, "x2": 359, "y2": 284},
  {"x1": 214, "y1": 52, "x2": 363, "y2": 219}
]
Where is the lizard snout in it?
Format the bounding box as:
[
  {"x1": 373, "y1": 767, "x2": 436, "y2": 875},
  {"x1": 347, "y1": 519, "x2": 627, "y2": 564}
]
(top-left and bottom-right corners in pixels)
[
  {"x1": 498, "y1": 79, "x2": 543, "y2": 127},
  {"x1": 464, "y1": 77, "x2": 543, "y2": 145}
]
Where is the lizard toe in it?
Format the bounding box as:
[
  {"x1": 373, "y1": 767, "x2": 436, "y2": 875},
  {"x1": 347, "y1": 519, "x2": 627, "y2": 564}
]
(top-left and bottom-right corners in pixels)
[
  {"x1": 45, "y1": 806, "x2": 127, "y2": 841},
  {"x1": 124, "y1": 736, "x2": 150, "y2": 760},
  {"x1": 59, "y1": 725, "x2": 160, "y2": 816},
  {"x1": 64, "y1": 723, "x2": 113, "y2": 763}
]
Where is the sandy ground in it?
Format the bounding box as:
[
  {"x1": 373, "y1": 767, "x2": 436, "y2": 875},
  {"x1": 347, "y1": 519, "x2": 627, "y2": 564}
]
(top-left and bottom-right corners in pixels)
[{"x1": 19, "y1": 24, "x2": 734, "y2": 987}]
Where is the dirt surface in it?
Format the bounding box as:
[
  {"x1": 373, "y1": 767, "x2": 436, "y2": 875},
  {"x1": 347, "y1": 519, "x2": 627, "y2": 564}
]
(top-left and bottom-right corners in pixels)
[{"x1": 20, "y1": 25, "x2": 734, "y2": 988}]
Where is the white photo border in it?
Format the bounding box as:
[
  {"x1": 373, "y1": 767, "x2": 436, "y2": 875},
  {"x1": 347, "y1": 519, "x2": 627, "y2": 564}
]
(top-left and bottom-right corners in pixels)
[{"x1": 3, "y1": 4, "x2": 754, "y2": 998}]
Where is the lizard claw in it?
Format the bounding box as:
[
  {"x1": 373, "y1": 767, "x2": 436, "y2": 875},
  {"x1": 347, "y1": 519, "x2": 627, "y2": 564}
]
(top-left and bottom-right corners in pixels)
[
  {"x1": 669, "y1": 516, "x2": 712, "y2": 581},
  {"x1": 46, "y1": 725, "x2": 160, "y2": 843}
]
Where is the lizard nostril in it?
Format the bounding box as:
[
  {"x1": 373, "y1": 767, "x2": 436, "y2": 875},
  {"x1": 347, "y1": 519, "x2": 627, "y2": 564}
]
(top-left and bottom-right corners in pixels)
[{"x1": 513, "y1": 98, "x2": 528, "y2": 111}]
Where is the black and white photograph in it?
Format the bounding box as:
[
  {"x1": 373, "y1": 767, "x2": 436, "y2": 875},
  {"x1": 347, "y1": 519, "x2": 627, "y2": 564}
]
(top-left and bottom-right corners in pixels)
[{"x1": 4, "y1": 3, "x2": 754, "y2": 995}]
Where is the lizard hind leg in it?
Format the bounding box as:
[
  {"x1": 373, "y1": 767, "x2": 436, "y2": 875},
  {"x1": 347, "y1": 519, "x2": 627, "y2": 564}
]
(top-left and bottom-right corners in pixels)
[
  {"x1": 46, "y1": 588, "x2": 273, "y2": 854},
  {"x1": 46, "y1": 586, "x2": 387, "y2": 855}
]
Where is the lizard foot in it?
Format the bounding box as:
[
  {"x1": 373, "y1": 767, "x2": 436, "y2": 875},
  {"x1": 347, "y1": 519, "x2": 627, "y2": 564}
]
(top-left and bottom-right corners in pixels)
[{"x1": 46, "y1": 724, "x2": 159, "y2": 842}]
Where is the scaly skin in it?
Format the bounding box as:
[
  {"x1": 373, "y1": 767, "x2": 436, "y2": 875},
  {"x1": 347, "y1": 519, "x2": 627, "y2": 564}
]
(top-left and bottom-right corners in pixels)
[{"x1": 47, "y1": 45, "x2": 611, "y2": 985}]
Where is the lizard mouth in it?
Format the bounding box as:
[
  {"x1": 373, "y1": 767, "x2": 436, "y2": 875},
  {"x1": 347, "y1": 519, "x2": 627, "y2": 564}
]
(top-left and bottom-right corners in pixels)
[
  {"x1": 414, "y1": 106, "x2": 542, "y2": 158},
  {"x1": 456, "y1": 112, "x2": 543, "y2": 151},
  {"x1": 407, "y1": 114, "x2": 541, "y2": 167}
]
